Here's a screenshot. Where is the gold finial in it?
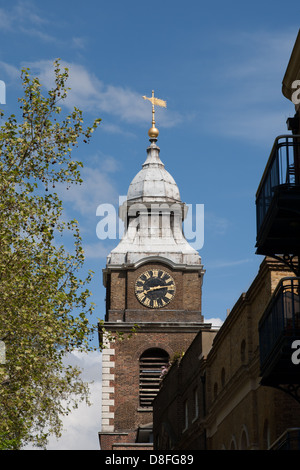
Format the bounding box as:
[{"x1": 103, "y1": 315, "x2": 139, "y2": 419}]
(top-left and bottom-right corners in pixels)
[{"x1": 142, "y1": 90, "x2": 167, "y2": 139}]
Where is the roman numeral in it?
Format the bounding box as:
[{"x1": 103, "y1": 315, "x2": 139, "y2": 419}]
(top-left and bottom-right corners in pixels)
[{"x1": 137, "y1": 292, "x2": 146, "y2": 302}]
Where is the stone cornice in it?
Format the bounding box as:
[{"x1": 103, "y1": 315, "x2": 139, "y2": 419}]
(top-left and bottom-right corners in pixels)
[
  {"x1": 103, "y1": 255, "x2": 205, "y2": 286},
  {"x1": 282, "y1": 29, "x2": 300, "y2": 102},
  {"x1": 104, "y1": 255, "x2": 205, "y2": 271},
  {"x1": 100, "y1": 321, "x2": 213, "y2": 334}
]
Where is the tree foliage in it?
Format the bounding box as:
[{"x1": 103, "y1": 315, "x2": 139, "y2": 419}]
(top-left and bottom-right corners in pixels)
[{"x1": 0, "y1": 60, "x2": 101, "y2": 449}]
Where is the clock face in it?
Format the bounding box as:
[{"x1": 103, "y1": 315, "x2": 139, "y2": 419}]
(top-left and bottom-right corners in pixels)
[{"x1": 135, "y1": 269, "x2": 176, "y2": 308}]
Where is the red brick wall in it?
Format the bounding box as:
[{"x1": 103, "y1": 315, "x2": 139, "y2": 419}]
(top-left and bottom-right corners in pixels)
[
  {"x1": 101, "y1": 260, "x2": 205, "y2": 450},
  {"x1": 112, "y1": 327, "x2": 200, "y2": 433},
  {"x1": 108, "y1": 263, "x2": 202, "y2": 321}
]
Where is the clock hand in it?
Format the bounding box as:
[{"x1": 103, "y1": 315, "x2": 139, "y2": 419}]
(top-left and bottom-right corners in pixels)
[{"x1": 143, "y1": 285, "x2": 166, "y2": 294}]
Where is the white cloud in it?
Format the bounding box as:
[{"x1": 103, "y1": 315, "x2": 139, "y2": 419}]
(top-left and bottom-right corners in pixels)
[
  {"x1": 52, "y1": 161, "x2": 122, "y2": 258},
  {"x1": 207, "y1": 258, "x2": 252, "y2": 269},
  {"x1": 201, "y1": 30, "x2": 296, "y2": 144},
  {"x1": 0, "y1": 2, "x2": 92, "y2": 48},
  {"x1": 222, "y1": 30, "x2": 294, "y2": 81},
  {"x1": 56, "y1": 163, "x2": 120, "y2": 220},
  {"x1": 99, "y1": 156, "x2": 120, "y2": 174},
  {"x1": 24, "y1": 59, "x2": 183, "y2": 129},
  {"x1": 0, "y1": 61, "x2": 20, "y2": 81},
  {"x1": 204, "y1": 317, "x2": 223, "y2": 328},
  {"x1": 23, "y1": 350, "x2": 103, "y2": 450},
  {"x1": 46, "y1": 350, "x2": 102, "y2": 450},
  {"x1": 215, "y1": 110, "x2": 291, "y2": 144},
  {"x1": 0, "y1": 8, "x2": 14, "y2": 31},
  {"x1": 19, "y1": 27, "x2": 57, "y2": 43},
  {"x1": 72, "y1": 36, "x2": 87, "y2": 50},
  {"x1": 0, "y1": 1, "x2": 53, "y2": 38},
  {"x1": 100, "y1": 121, "x2": 137, "y2": 137},
  {"x1": 13, "y1": 0, "x2": 48, "y2": 27},
  {"x1": 205, "y1": 212, "x2": 230, "y2": 236},
  {"x1": 83, "y1": 241, "x2": 114, "y2": 259}
]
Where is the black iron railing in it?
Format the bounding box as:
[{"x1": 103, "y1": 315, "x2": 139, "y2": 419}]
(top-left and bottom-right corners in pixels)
[
  {"x1": 259, "y1": 277, "x2": 300, "y2": 367},
  {"x1": 256, "y1": 135, "x2": 300, "y2": 234}
]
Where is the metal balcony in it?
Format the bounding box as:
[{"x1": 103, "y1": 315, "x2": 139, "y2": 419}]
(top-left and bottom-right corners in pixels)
[
  {"x1": 256, "y1": 135, "x2": 300, "y2": 257},
  {"x1": 259, "y1": 277, "x2": 300, "y2": 386}
]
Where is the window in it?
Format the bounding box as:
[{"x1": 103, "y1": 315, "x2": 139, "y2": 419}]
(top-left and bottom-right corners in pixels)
[
  {"x1": 183, "y1": 400, "x2": 189, "y2": 431},
  {"x1": 240, "y1": 429, "x2": 249, "y2": 450},
  {"x1": 230, "y1": 436, "x2": 237, "y2": 449},
  {"x1": 263, "y1": 419, "x2": 270, "y2": 449},
  {"x1": 139, "y1": 348, "x2": 169, "y2": 408},
  {"x1": 221, "y1": 367, "x2": 225, "y2": 387},
  {"x1": 241, "y1": 339, "x2": 246, "y2": 363},
  {"x1": 193, "y1": 388, "x2": 199, "y2": 420}
]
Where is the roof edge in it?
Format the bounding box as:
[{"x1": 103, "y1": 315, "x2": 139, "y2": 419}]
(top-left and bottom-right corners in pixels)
[{"x1": 282, "y1": 29, "x2": 300, "y2": 102}]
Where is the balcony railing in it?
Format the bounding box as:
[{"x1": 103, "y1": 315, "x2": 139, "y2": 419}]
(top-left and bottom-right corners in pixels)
[
  {"x1": 259, "y1": 277, "x2": 300, "y2": 378},
  {"x1": 256, "y1": 135, "x2": 300, "y2": 235}
]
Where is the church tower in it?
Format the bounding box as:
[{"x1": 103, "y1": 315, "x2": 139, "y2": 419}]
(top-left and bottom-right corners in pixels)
[{"x1": 99, "y1": 92, "x2": 207, "y2": 450}]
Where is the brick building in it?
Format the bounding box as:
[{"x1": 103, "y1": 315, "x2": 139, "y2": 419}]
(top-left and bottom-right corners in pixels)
[
  {"x1": 153, "y1": 258, "x2": 300, "y2": 449},
  {"x1": 98, "y1": 97, "x2": 213, "y2": 450},
  {"x1": 153, "y1": 29, "x2": 300, "y2": 451}
]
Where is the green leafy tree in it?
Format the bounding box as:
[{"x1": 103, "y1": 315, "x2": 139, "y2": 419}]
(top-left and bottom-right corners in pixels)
[{"x1": 0, "y1": 60, "x2": 101, "y2": 449}]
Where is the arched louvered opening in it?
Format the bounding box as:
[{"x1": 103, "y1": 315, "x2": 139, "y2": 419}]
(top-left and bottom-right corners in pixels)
[{"x1": 139, "y1": 348, "x2": 169, "y2": 408}]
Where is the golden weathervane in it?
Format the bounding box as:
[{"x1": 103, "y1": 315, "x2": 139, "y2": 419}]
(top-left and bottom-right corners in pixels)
[{"x1": 142, "y1": 90, "x2": 166, "y2": 139}]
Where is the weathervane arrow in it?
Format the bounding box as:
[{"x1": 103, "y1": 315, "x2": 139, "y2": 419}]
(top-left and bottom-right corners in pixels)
[
  {"x1": 142, "y1": 90, "x2": 167, "y2": 139},
  {"x1": 142, "y1": 90, "x2": 167, "y2": 108}
]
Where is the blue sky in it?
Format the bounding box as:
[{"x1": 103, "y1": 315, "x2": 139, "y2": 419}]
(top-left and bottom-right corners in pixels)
[{"x1": 1, "y1": 0, "x2": 299, "y2": 450}]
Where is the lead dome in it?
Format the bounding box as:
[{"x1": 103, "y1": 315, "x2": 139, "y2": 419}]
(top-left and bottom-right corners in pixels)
[{"x1": 127, "y1": 139, "x2": 181, "y2": 203}]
